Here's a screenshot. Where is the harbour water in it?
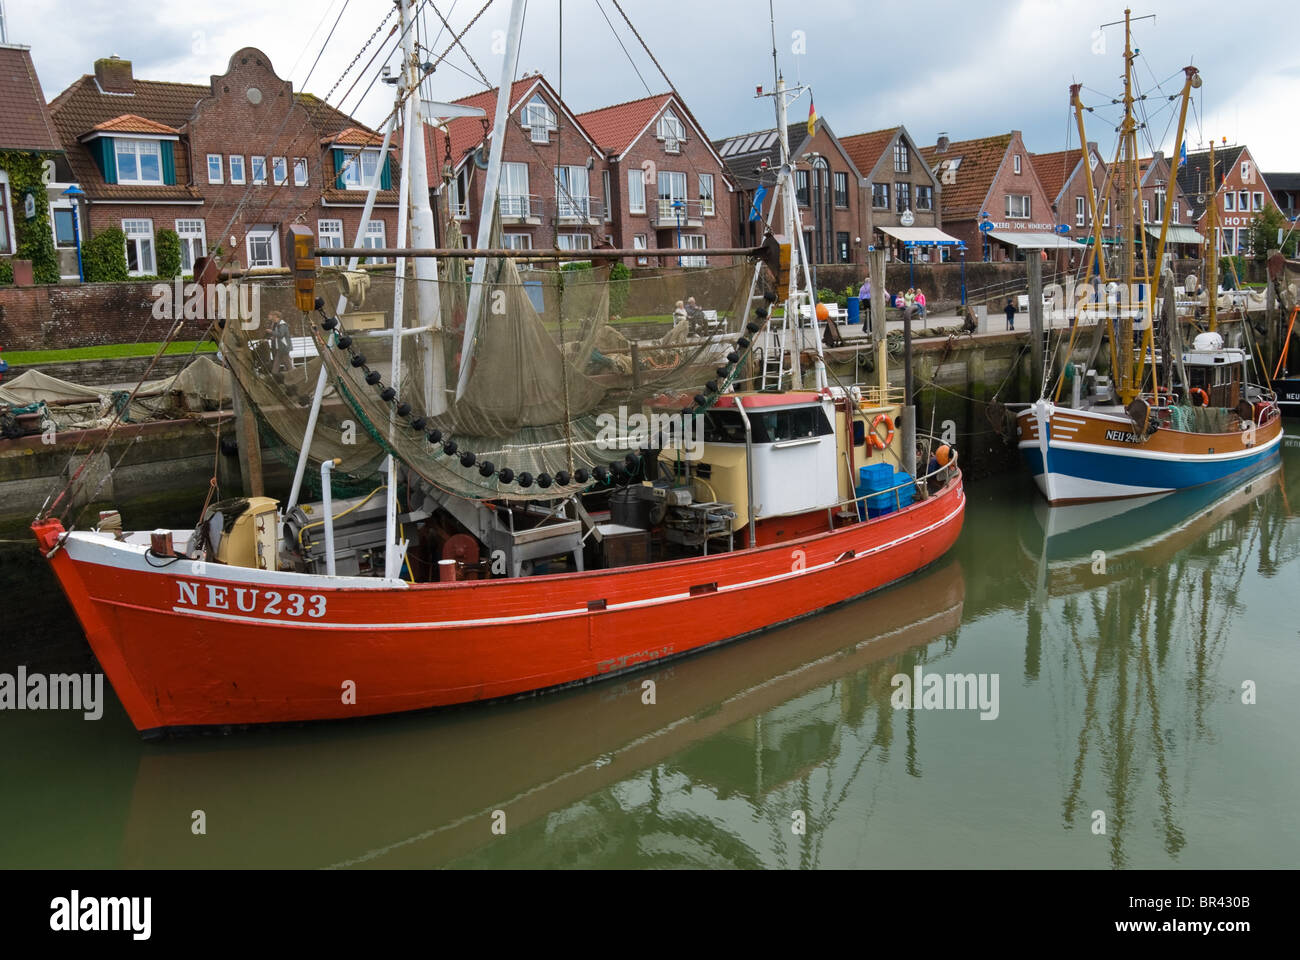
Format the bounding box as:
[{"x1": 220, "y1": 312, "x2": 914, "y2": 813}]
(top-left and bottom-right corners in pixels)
[{"x1": 1, "y1": 429, "x2": 1297, "y2": 869}]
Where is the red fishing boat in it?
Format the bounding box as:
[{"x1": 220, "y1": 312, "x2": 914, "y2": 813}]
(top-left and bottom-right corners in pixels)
[{"x1": 32, "y1": 0, "x2": 964, "y2": 736}]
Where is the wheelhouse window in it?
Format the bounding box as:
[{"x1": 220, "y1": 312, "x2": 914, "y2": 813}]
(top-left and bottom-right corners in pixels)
[
  {"x1": 115, "y1": 139, "x2": 162, "y2": 185},
  {"x1": 704, "y1": 406, "x2": 832, "y2": 444},
  {"x1": 229, "y1": 155, "x2": 246, "y2": 184},
  {"x1": 122, "y1": 218, "x2": 155, "y2": 275},
  {"x1": 317, "y1": 218, "x2": 343, "y2": 266},
  {"x1": 657, "y1": 110, "x2": 685, "y2": 153},
  {"x1": 175, "y1": 219, "x2": 206, "y2": 274},
  {"x1": 206, "y1": 154, "x2": 222, "y2": 184}
]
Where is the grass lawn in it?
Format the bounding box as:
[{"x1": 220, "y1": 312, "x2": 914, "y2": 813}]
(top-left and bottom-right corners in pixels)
[{"x1": 1, "y1": 340, "x2": 218, "y2": 366}]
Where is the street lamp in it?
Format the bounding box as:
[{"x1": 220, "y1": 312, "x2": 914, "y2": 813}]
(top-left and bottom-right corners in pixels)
[
  {"x1": 672, "y1": 198, "x2": 684, "y2": 266},
  {"x1": 959, "y1": 244, "x2": 967, "y2": 306},
  {"x1": 61, "y1": 184, "x2": 86, "y2": 282}
]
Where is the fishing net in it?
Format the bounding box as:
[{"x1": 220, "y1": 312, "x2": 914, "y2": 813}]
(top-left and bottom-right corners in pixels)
[{"x1": 222, "y1": 251, "x2": 758, "y2": 501}]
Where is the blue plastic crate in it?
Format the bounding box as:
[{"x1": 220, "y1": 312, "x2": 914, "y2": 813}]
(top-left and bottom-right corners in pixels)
[{"x1": 860, "y1": 463, "x2": 892, "y2": 488}]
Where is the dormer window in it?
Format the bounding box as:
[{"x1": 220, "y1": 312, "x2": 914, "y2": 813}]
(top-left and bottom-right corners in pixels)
[
  {"x1": 657, "y1": 110, "x2": 685, "y2": 154},
  {"x1": 521, "y1": 96, "x2": 556, "y2": 144},
  {"x1": 339, "y1": 148, "x2": 382, "y2": 188},
  {"x1": 115, "y1": 139, "x2": 163, "y2": 185}
]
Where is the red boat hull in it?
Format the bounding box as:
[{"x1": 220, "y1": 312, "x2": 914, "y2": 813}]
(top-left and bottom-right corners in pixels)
[{"x1": 34, "y1": 473, "x2": 964, "y2": 735}]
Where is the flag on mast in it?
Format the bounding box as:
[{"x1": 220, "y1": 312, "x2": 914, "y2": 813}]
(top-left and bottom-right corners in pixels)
[
  {"x1": 807, "y1": 97, "x2": 817, "y2": 137},
  {"x1": 1178, "y1": 140, "x2": 1187, "y2": 169}
]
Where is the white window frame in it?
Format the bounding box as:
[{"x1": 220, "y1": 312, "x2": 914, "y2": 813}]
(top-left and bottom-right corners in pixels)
[
  {"x1": 681, "y1": 234, "x2": 706, "y2": 268},
  {"x1": 521, "y1": 96, "x2": 556, "y2": 144},
  {"x1": 0, "y1": 171, "x2": 13, "y2": 255},
  {"x1": 1223, "y1": 191, "x2": 1234, "y2": 211},
  {"x1": 1142, "y1": 199, "x2": 1149, "y2": 222},
  {"x1": 1005, "y1": 194, "x2": 1031, "y2": 220},
  {"x1": 872, "y1": 183, "x2": 889, "y2": 210},
  {"x1": 250, "y1": 156, "x2": 267, "y2": 185},
  {"x1": 272, "y1": 157, "x2": 288, "y2": 187},
  {"x1": 293, "y1": 158, "x2": 308, "y2": 187},
  {"x1": 603, "y1": 169, "x2": 612, "y2": 221},
  {"x1": 174, "y1": 218, "x2": 206, "y2": 274},
  {"x1": 1103, "y1": 199, "x2": 1110, "y2": 227},
  {"x1": 122, "y1": 218, "x2": 156, "y2": 276},
  {"x1": 1241, "y1": 161, "x2": 1250, "y2": 182},
  {"x1": 502, "y1": 233, "x2": 532, "y2": 251},
  {"x1": 49, "y1": 199, "x2": 81, "y2": 252},
  {"x1": 657, "y1": 170, "x2": 687, "y2": 220},
  {"x1": 1253, "y1": 192, "x2": 1263, "y2": 212},
  {"x1": 915, "y1": 184, "x2": 933, "y2": 212},
  {"x1": 657, "y1": 110, "x2": 685, "y2": 154},
  {"x1": 317, "y1": 218, "x2": 344, "y2": 266},
  {"x1": 698, "y1": 173, "x2": 715, "y2": 216},
  {"x1": 1013, "y1": 153, "x2": 1021, "y2": 174},
  {"x1": 627, "y1": 169, "x2": 646, "y2": 214},
  {"x1": 1172, "y1": 201, "x2": 1179, "y2": 224},
  {"x1": 554, "y1": 165, "x2": 591, "y2": 219},
  {"x1": 245, "y1": 225, "x2": 279, "y2": 269},
  {"x1": 893, "y1": 143, "x2": 909, "y2": 174},
  {"x1": 1238, "y1": 191, "x2": 1249, "y2": 212},
  {"x1": 1152, "y1": 190, "x2": 1165, "y2": 223},
  {"x1": 362, "y1": 219, "x2": 386, "y2": 264},
  {"x1": 450, "y1": 167, "x2": 470, "y2": 219},
  {"x1": 228, "y1": 155, "x2": 245, "y2": 185},
  {"x1": 206, "y1": 153, "x2": 223, "y2": 184},
  {"x1": 1075, "y1": 196, "x2": 1085, "y2": 226},
  {"x1": 500, "y1": 162, "x2": 531, "y2": 218},
  {"x1": 633, "y1": 233, "x2": 648, "y2": 265},
  {"x1": 556, "y1": 233, "x2": 593, "y2": 263},
  {"x1": 114, "y1": 138, "x2": 163, "y2": 185}
]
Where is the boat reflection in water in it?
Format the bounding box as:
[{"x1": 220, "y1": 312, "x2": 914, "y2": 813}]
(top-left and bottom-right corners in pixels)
[
  {"x1": 1015, "y1": 456, "x2": 1295, "y2": 868},
  {"x1": 121, "y1": 559, "x2": 965, "y2": 869}
]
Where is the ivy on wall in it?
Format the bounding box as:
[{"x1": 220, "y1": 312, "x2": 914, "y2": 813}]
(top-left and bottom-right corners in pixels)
[
  {"x1": 155, "y1": 228, "x2": 181, "y2": 280},
  {"x1": 82, "y1": 227, "x2": 128, "y2": 283},
  {"x1": 0, "y1": 151, "x2": 60, "y2": 284}
]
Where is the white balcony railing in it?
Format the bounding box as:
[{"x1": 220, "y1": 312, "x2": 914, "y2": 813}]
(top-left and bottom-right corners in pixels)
[
  {"x1": 556, "y1": 195, "x2": 596, "y2": 220},
  {"x1": 652, "y1": 198, "x2": 710, "y2": 224},
  {"x1": 499, "y1": 194, "x2": 540, "y2": 219}
]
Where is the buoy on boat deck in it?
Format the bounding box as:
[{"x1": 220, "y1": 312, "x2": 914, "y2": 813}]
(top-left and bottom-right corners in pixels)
[{"x1": 935, "y1": 444, "x2": 952, "y2": 466}]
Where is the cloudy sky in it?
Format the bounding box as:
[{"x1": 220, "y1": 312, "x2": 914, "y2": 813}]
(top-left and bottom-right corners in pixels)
[{"x1": 8, "y1": 0, "x2": 1298, "y2": 169}]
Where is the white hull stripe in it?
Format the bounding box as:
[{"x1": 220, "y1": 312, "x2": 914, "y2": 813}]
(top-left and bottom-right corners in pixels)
[{"x1": 95, "y1": 500, "x2": 967, "y2": 632}]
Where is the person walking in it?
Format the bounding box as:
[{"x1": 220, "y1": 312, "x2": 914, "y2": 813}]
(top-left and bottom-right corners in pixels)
[
  {"x1": 858, "y1": 276, "x2": 872, "y2": 316},
  {"x1": 1004, "y1": 298, "x2": 1017, "y2": 331}
]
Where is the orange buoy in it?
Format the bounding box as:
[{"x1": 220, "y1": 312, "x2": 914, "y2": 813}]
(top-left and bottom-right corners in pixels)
[
  {"x1": 815, "y1": 302, "x2": 830, "y2": 322},
  {"x1": 935, "y1": 444, "x2": 951, "y2": 466},
  {"x1": 1189, "y1": 387, "x2": 1209, "y2": 407},
  {"x1": 870, "y1": 413, "x2": 895, "y2": 450}
]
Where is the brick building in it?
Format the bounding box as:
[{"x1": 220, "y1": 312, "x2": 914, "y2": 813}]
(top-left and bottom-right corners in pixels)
[
  {"x1": 1137, "y1": 151, "x2": 1201, "y2": 258},
  {"x1": 424, "y1": 76, "x2": 735, "y2": 268},
  {"x1": 1263, "y1": 172, "x2": 1300, "y2": 225},
  {"x1": 921, "y1": 131, "x2": 1068, "y2": 261},
  {"x1": 1176, "y1": 143, "x2": 1281, "y2": 256},
  {"x1": 0, "y1": 43, "x2": 72, "y2": 280},
  {"x1": 715, "y1": 116, "x2": 864, "y2": 266},
  {"x1": 579, "y1": 90, "x2": 734, "y2": 266},
  {"x1": 47, "y1": 49, "x2": 398, "y2": 277},
  {"x1": 840, "y1": 125, "x2": 952, "y2": 263}
]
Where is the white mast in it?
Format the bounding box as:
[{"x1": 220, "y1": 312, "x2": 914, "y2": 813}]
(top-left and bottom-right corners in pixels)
[{"x1": 456, "y1": 0, "x2": 527, "y2": 401}]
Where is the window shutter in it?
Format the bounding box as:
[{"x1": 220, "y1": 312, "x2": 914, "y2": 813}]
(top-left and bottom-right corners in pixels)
[
  {"x1": 97, "y1": 138, "x2": 118, "y2": 185},
  {"x1": 333, "y1": 149, "x2": 346, "y2": 189},
  {"x1": 380, "y1": 153, "x2": 392, "y2": 191},
  {"x1": 161, "y1": 141, "x2": 176, "y2": 185}
]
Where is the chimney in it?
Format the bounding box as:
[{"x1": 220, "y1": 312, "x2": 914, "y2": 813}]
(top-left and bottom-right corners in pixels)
[
  {"x1": 936, "y1": 132, "x2": 949, "y2": 154},
  {"x1": 94, "y1": 56, "x2": 133, "y2": 94}
]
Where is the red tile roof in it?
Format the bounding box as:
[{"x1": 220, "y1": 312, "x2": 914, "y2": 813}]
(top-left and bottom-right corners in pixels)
[
  {"x1": 840, "y1": 127, "x2": 898, "y2": 179},
  {"x1": 0, "y1": 46, "x2": 62, "y2": 152},
  {"x1": 417, "y1": 77, "x2": 541, "y2": 171},
  {"x1": 324, "y1": 126, "x2": 388, "y2": 147},
  {"x1": 87, "y1": 113, "x2": 180, "y2": 136},
  {"x1": 919, "y1": 133, "x2": 1014, "y2": 219},
  {"x1": 575, "y1": 92, "x2": 672, "y2": 155},
  {"x1": 1030, "y1": 147, "x2": 1083, "y2": 203}
]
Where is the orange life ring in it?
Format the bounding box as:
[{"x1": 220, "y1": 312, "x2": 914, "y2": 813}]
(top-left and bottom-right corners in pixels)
[
  {"x1": 1189, "y1": 387, "x2": 1209, "y2": 407},
  {"x1": 869, "y1": 413, "x2": 895, "y2": 450}
]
